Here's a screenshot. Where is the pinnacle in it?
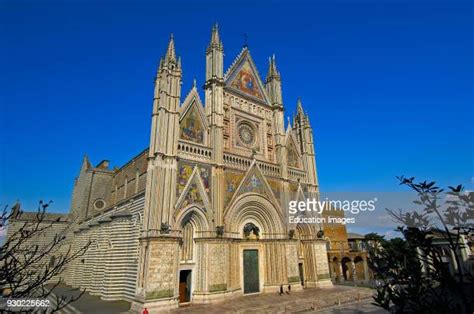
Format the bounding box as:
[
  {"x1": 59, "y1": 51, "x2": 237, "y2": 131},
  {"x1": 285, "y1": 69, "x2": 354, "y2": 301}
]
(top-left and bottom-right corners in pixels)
[
  {"x1": 164, "y1": 33, "x2": 176, "y2": 63},
  {"x1": 266, "y1": 54, "x2": 280, "y2": 81},
  {"x1": 297, "y1": 97, "x2": 304, "y2": 114},
  {"x1": 208, "y1": 23, "x2": 223, "y2": 50}
]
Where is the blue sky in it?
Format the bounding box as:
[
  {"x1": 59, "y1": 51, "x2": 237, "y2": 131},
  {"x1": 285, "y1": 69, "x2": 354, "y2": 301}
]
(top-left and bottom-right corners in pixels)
[{"x1": 1, "y1": 0, "x2": 473, "y2": 236}]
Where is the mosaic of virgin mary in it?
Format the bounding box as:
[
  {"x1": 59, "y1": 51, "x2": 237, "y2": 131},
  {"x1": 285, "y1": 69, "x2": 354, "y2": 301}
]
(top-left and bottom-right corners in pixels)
[
  {"x1": 180, "y1": 106, "x2": 204, "y2": 143},
  {"x1": 230, "y1": 61, "x2": 263, "y2": 99}
]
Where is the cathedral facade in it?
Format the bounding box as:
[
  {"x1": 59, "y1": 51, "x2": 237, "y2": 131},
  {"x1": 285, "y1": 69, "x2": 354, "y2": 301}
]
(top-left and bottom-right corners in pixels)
[{"x1": 11, "y1": 26, "x2": 332, "y2": 312}]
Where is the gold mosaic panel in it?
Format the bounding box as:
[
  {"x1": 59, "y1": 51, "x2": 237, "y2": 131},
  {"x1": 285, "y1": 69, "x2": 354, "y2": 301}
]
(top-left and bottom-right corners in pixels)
[
  {"x1": 224, "y1": 171, "x2": 244, "y2": 207},
  {"x1": 229, "y1": 60, "x2": 264, "y2": 100},
  {"x1": 177, "y1": 161, "x2": 210, "y2": 197},
  {"x1": 180, "y1": 105, "x2": 204, "y2": 144}
]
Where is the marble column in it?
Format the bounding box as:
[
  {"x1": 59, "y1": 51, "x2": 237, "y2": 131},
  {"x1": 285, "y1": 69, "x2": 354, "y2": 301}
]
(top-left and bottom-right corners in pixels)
[
  {"x1": 351, "y1": 260, "x2": 357, "y2": 281},
  {"x1": 338, "y1": 262, "x2": 344, "y2": 282}
]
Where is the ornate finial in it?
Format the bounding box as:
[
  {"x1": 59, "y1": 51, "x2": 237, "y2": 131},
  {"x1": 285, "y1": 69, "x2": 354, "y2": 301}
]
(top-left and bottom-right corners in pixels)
[
  {"x1": 193, "y1": 78, "x2": 197, "y2": 88},
  {"x1": 297, "y1": 97, "x2": 304, "y2": 114},
  {"x1": 209, "y1": 23, "x2": 222, "y2": 49},
  {"x1": 158, "y1": 57, "x2": 164, "y2": 70},
  {"x1": 164, "y1": 33, "x2": 176, "y2": 63},
  {"x1": 266, "y1": 53, "x2": 280, "y2": 81}
]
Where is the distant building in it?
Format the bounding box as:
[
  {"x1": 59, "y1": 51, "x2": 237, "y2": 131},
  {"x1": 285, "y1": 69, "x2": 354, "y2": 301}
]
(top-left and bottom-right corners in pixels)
[
  {"x1": 8, "y1": 26, "x2": 336, "y2": 312},
  {"x1": 322, "y1": 208, "x2": 370, "y2": 283},
  {"x1": 419, "y1": 229, "x2": 474, "y2": 278},
  {"x1": 347, "y1": 232, "x2": 368, "y2": 252}
]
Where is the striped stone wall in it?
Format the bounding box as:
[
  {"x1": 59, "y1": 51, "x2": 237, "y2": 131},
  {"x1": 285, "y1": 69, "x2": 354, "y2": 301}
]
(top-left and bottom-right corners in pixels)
[
  {"x1": 67, "y1": 194, "x2": 144, "y2": 301},
  {"x1": 5, "y1": 212, "x2": 71, "y2": 285}
]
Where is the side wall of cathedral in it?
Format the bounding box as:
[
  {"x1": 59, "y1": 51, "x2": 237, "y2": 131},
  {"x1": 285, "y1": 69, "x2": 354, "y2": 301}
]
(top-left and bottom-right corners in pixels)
[{"x1": 66, "y1": 195, "x2": 144, "y2": 301}]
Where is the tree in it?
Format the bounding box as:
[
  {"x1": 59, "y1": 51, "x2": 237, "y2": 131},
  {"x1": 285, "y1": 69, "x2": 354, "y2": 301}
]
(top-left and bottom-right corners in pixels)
[
  {"x1": 364, "y1": 232, "x2": 385, "y2": 243},
  {"x1": 369, "y1": 176, "x2": 474, "y2": 313},
  {"x1": 0, "y1": 201, "x2": 90, "y2": 312}
]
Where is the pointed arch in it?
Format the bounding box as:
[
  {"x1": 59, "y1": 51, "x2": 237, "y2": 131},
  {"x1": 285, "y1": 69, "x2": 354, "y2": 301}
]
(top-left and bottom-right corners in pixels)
[
  {"x1": 173, "y1": 204, "x2": 211, "y2": 232},
  {"x1": 295, "y1": 223, "x2": 315, "y2": 238},
  {"x1": 294, "y1": 223, "x2": 314, "y2": 259},
  {"x1": 173, "y1": 205, "x2": 211, "y2": 262}
]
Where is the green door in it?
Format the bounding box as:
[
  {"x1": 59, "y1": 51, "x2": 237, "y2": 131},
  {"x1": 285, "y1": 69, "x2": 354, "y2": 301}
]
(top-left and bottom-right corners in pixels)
[{"x1": 243, "y1": 249, "x2": 259, "y2": 294}]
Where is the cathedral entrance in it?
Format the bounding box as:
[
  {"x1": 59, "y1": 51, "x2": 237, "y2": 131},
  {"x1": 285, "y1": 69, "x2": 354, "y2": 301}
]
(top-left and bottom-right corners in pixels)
[
  {"x1": 179, "y1": 270, "x2": 192, "y2": 303},
  {"x1": 243, "y1": 249, "x2": 260, "y2": 294}
]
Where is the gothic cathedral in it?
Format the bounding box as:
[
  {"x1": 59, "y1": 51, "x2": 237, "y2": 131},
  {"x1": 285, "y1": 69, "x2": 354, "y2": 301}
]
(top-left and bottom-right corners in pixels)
[{"x1": 35, "y1": 25, "x2": 332, "y2": 312}]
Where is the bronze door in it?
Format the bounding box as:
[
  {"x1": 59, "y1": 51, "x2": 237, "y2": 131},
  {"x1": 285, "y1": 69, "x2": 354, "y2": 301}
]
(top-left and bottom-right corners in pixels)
[{"x1": 243, "y1": 249, "x2": 259, "y2": 294}]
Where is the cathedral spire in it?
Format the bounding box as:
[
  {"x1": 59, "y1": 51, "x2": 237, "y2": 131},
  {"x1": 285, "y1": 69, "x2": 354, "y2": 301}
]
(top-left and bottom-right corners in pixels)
[
  {"x1": 164, "y1": 33, "x2": 176, "y2": 64},
  {"x1": 265, "y1": 54, "x2": 283, "y2": 107},
  {"x1": 295, "y1": 97, "x2": 307, "y2": 126},
  {"x1": 208, "y1": 23, "x2": 223, "y2": 51},
  {"x1": 297, "y1": 97, "x2": 304, "y2": 115}
]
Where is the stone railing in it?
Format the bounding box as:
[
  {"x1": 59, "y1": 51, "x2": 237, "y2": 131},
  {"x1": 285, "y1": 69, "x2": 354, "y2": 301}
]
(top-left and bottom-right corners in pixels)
[
  {"x1": 224, "y1": 153, "x2": 281, "y2": 177},
  {"x1": 257, "y1": 160, "x2": 280, "y2": 177},
  {"x1": 178, "y1": 141, "x2": 212, "y2": 162},
  {"x1": 223, "y1": 153, "x2": 252, "y2": 171},
  {"x1": 288, "y1": 167, "x2": 306, "y2": 181}
]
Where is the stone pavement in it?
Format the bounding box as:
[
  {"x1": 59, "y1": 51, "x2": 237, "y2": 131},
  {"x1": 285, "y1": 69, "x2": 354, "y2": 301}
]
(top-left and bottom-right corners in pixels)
[
  {"x1": 47, "y1": 284, "x2": 130, "y2": 314},
  {"x1": 46, "y1": 284, "x2": 382, "y2": 313},
  {"x1": 171, "y1": 285, "x2": 378, "y2": 313},
  {"x1": 317, "y1": 298, "x2": 386, "y2": 314}
]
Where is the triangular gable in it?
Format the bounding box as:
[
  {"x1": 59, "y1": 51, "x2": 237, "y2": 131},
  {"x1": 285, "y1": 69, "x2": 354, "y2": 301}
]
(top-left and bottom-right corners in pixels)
[
  {"x1": 286, "y1": 131, "x2": 302, "y2": 169},
  {"x1": 292, "y1": 184, "x2": 311, "y2": 220},
  {"x1": 224, "y1": 48, "x2": 270, "y2": 104},
  {"x1": 175, "y1": 166, "x2": 211, "y2": 210},
  {"x1": 296, "y1": 184, "x2": 307, "y2": 202},
  {"x1": 228, "y1": 160, "x2": 279, "y2": 208},
  {"x1": 179, "y1": 87, "x2": 207, "y2": 144}
]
